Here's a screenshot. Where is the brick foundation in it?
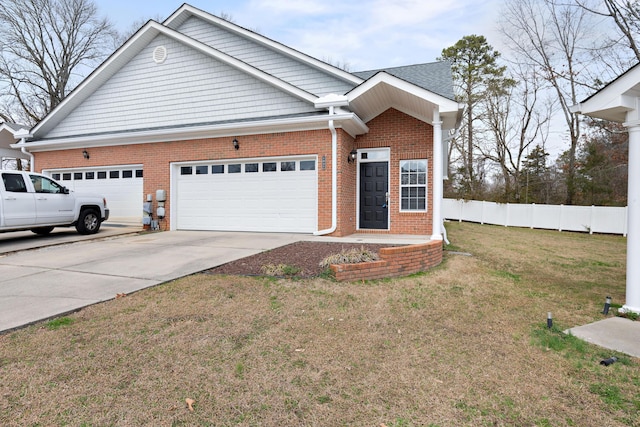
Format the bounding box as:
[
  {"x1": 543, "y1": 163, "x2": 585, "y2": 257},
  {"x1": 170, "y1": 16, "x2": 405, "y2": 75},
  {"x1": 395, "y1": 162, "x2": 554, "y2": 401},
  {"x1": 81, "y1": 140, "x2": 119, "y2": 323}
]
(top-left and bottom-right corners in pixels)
[{"x1": 329, "y1": 239, "x2": 443, "y2": 281}]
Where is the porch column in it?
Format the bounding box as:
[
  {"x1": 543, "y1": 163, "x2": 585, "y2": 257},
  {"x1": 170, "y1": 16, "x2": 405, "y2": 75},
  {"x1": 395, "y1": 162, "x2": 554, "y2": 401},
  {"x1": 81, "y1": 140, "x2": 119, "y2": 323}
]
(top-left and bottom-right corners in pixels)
[
  {"x1": 431, "y1": 109, "x2": 443, "y2": 241},
  {"x1": 622, "y1": 123, "x2": 640, "y2": 313}
]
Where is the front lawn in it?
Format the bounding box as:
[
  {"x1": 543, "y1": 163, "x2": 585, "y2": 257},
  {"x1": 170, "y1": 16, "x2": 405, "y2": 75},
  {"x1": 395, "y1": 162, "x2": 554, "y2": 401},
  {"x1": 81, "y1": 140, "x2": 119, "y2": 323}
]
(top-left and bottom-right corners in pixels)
[{"x1": 0, "y1": 222, "x2": 637, "y2": 426}]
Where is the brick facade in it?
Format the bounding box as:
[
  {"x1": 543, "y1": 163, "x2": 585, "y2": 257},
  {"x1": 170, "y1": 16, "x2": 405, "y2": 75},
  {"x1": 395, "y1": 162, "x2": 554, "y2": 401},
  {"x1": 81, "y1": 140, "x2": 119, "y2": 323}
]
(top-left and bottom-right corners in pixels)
[
  {"x1": 352, "y1": 108, "x2": 435, "y2": 235},
  {"x1": 34, "y1": 108, "x2": 435, "y2": 238}
]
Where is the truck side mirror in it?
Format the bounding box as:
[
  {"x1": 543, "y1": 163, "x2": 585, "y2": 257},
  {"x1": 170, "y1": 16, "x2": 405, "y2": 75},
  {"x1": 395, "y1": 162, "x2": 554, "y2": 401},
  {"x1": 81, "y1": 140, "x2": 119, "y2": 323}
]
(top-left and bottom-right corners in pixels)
[{"x1": 62, "y1": 187, "x2": 70, "y2": 194}]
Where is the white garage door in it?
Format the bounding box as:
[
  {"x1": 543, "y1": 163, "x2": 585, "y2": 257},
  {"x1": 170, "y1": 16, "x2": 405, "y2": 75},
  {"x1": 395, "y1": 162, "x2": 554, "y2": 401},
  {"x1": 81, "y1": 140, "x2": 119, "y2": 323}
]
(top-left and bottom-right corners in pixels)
[
  {"x1": 175, "y1": 157, "x2": 317, "y2": 233},
  {"x1": 46, "y1": 166, "x2": 143, "y2": 219}
]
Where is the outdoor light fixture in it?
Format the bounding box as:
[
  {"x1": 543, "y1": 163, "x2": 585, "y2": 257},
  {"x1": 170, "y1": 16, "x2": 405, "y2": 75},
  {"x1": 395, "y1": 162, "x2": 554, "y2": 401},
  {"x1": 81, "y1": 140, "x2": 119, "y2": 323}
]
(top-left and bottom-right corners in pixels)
[
  {"x1": 82, "y1": 150, "x2": 90, "y2": 159},
  {"x1": 347, "y1": 149, "x2": 357, "y2": 163},
  {"x1": 233, "y1": 138, "x2": 239, "y2": 150}
]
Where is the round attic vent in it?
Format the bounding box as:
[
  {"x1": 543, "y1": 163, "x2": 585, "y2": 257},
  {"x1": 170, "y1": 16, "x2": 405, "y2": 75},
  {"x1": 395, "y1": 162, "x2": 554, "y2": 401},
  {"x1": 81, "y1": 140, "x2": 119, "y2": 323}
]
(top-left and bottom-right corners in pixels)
[{"x1": 153, "y1": 46, "x2": 167, "y2": 64}]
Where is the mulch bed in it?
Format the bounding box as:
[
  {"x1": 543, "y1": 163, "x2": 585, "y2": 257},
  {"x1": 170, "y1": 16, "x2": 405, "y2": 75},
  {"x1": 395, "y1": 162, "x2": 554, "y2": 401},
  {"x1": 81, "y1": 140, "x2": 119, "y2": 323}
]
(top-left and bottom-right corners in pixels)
[{"x1": 204, "y1": 241, "x2": 394, "y2": 278}]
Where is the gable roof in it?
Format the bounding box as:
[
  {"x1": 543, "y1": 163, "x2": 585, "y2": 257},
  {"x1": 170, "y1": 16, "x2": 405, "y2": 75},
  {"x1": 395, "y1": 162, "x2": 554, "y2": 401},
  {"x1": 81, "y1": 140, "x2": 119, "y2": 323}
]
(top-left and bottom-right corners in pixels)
[
  {"x1": 30, "y1": 19, "x2": 323, "y2": 139},
  {"x1": 347, "y1": 70, "x2": 461, "y2": 128},
  {"x1": 353, "y1": 62, "x2": 456, "y2": 101},
  {"x1": 571, "y1": 61, "x2": 640, "y2": 123}
]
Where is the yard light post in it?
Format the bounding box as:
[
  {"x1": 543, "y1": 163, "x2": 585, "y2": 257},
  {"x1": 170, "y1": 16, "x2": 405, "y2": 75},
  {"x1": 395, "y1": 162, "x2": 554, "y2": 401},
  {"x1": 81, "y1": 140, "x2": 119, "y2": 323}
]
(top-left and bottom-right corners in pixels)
[{"x1": 603, "y1": 296, "x2": 611, "y2": 315}]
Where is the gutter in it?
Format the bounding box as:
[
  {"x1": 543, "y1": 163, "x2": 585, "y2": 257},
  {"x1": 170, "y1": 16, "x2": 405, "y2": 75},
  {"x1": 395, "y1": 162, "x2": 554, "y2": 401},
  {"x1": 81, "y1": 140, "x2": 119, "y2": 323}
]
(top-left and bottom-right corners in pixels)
[{"x1": 16, "y1": 113, "x2": 368, "y2": 151}]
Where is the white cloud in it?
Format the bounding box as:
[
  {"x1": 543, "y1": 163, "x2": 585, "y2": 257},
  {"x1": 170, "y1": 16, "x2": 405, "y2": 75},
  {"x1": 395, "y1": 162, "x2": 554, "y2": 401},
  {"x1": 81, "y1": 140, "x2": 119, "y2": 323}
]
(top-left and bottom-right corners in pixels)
[
  {"x1": 97, "y1": 0, "x2": 503, "y2": 71},
  {"x1": 234, "y1": 0, "x2": 502, "y2": 70},
  {"x1": 247, "y1": 0, "x2": 329, "y2": 16}
]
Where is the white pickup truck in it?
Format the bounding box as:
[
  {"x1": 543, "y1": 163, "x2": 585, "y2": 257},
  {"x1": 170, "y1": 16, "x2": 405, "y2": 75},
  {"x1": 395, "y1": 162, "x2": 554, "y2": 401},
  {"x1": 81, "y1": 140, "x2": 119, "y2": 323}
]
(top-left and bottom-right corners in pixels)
[{"x1": 0, "y1": 170, "x2": 109, "y2": 235}]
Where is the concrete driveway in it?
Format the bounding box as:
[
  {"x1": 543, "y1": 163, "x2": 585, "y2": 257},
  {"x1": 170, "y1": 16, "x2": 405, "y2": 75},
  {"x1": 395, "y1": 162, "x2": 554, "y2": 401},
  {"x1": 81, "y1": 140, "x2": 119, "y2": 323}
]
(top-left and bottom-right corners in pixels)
[{"x1": 0, "y1": 229, "x2": 305, "y2": 333}]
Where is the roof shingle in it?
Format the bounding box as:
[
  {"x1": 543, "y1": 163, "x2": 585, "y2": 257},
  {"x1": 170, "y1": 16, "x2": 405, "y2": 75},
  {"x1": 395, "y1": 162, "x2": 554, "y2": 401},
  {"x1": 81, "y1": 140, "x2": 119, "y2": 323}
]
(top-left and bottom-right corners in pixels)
[{"x1": 353, "y1": 61, "x2": 455, "y2": 101}]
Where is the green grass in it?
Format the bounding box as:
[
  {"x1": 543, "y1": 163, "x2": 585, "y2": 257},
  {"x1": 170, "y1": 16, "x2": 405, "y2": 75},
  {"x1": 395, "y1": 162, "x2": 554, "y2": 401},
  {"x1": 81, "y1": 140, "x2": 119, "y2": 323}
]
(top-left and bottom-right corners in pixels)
[{"x1": 45, "y1": 316, "x2": 74, "y2": 330}]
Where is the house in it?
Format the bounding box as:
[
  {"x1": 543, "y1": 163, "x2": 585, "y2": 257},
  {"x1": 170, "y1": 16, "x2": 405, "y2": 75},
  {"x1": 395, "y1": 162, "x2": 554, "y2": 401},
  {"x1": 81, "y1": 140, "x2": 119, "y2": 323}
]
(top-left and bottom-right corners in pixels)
[
  {"x1": 571, "y1": 62, "x2": 640, "y2": 314},
  {"x1": 14, "y1": 3, "x2": 462, "y2": 240},
  {"x1": 0, "y1": 122, "x2": 30, "y2": 169}
]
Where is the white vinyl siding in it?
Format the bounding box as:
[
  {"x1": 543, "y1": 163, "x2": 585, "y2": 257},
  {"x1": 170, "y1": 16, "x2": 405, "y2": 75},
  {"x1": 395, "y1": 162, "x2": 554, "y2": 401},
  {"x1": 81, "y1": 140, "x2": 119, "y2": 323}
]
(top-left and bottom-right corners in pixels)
[
  {"x1": 175, "y1": 157, "x2": 317, "y2": 232},
  {"x1": 177, "y1": 16, "x2": 356, "y2": 97},
  {"x1": 47, "y1": 35, "x2": 316, "y2": 139}
]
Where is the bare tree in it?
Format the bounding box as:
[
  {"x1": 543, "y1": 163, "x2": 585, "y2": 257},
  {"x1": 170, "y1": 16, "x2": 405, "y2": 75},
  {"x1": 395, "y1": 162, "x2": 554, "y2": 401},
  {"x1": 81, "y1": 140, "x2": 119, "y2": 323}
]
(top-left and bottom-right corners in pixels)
[
  {"x1": 0, "y1": 0, "x2": 116, "y2": 124},
  {"x1": 576, "y1": 0, "x2": 640, "y2": 64},
  {"x1": 480, "y1": 65, "x2": 552, "y2": 202},
  {"x1": 499, "y1": 0, "x2": 596, "y2": 204}
]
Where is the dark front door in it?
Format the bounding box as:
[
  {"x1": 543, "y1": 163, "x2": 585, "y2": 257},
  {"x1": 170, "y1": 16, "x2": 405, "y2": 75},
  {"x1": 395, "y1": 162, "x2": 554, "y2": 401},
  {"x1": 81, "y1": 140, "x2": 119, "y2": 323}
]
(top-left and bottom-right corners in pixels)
[{"x1": 359, "y1": 161, "x2": 388, "y2": 229}]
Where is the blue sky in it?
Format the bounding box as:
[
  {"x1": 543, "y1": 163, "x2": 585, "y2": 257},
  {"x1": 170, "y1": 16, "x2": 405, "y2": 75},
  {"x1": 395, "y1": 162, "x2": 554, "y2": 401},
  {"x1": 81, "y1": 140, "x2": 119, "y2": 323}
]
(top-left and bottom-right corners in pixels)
[{"x1": 95, "y1": 0, "x2": 502, "y2": 71}]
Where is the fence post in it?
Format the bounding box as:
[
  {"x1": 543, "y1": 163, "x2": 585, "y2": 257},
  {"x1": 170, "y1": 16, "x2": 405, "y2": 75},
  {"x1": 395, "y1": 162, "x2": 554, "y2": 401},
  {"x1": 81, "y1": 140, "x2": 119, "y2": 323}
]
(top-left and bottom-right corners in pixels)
[
  {"x1": 590, "y1": 205, "x2": 595, "y2": 235},
  {"x1": 481, "y1": 201, "x2": 485, "y2": 225},
  {"x1": 505, "y1": 203, "x2": 510, "y2": 227},
  {"x1": 559, "y1": 204, "x2": 563, "y2": 232},
  {"x1": 530, "y1": 203, "x2": 535, "y2": 229},
  {"x1": 458, "y1": 199, "x2": 463, "y2": 223}
]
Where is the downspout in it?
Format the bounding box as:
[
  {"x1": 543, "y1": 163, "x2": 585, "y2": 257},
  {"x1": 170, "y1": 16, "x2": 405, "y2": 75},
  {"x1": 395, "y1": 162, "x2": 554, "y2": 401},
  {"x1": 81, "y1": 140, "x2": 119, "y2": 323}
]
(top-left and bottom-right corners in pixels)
[
  {"x1": 314, "y1": 106, "x2": 338, "y2": 235},
  {"x1": 438, "y1": 118, "x2": 462, "y2": 245},
  {"x1": 20, "y1": 140, "x2": 34, "y2": 172}
]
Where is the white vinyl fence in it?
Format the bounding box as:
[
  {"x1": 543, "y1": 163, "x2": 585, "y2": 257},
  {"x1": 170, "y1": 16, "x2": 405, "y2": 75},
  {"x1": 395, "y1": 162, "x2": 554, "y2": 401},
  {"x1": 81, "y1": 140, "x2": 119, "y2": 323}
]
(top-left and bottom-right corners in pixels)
[{"x1": 443, "y1": 199, "x2": 628, "y2": 236}]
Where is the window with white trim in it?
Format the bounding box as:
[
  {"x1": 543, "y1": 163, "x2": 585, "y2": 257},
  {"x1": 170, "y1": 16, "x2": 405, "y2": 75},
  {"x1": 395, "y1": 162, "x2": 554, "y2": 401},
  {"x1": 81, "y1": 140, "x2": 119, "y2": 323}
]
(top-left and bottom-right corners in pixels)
[{"x1": 400, "y1": 160, "x2": 427, "y2": 211}]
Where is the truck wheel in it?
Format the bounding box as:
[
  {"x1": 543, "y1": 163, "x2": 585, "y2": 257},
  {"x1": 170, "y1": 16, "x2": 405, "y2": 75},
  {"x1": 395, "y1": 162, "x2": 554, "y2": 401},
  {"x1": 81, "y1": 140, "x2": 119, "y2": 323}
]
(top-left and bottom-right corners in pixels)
[
  {"x1": 31, "y1": 227, "x2": 54, "y2": 235},
  {"x1": 76, "y1": 209, "x2": 101, "y2": 235}
]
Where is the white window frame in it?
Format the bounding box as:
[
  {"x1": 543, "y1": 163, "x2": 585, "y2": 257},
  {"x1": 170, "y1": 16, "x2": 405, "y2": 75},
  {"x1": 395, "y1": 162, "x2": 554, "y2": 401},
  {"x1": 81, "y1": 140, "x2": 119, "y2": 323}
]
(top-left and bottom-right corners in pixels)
[{"x1": 399, "y1": 159, "x2": 428, "y2": 212}]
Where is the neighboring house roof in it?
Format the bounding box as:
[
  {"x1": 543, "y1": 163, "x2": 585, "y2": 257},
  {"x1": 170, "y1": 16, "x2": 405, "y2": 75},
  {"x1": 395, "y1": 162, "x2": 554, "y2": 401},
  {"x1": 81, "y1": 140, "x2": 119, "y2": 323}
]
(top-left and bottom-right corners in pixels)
[
  {"x1": 571, "y1": 61, "x2": 640, "y2": 122},
  {"x1": 353, "y1": 62, "x2": 456, "y2": 101},
  {"x1": 22, "y1": 3, "x2": 461, "y2": 150},
  {"x1": 2, "y1": 122, "x2": 27, "y2": 133},
  {"x1": 0, "y1": 122, "x2": 30, "y2": 159}
]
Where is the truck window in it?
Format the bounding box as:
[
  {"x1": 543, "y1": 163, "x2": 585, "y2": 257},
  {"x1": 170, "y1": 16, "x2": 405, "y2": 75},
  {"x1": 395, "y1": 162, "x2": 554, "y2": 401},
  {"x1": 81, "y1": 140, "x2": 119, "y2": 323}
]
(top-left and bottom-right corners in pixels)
[
  {"x1": 2, "y1": 173, "x2": 27, "y2": 193},
  {"x1": 30, "y1": 175, "x2": 65, "y2": 194}
]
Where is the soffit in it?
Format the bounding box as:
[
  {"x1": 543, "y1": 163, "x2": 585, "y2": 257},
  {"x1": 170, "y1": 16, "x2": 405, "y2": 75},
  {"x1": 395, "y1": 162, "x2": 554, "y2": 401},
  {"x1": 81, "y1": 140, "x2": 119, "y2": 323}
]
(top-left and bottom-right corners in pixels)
[{"x1": 348, "y1": 73, "x2": 462, "y2": 129}]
